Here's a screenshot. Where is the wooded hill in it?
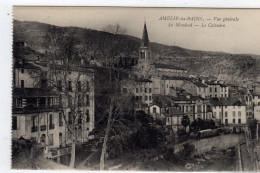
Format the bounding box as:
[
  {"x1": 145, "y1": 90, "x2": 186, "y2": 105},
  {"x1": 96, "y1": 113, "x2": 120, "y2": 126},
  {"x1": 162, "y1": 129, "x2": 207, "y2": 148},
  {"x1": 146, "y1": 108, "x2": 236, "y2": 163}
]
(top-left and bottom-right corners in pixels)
[{"x1": 13, "y1": 20, "x2": 259, "y2": 86}]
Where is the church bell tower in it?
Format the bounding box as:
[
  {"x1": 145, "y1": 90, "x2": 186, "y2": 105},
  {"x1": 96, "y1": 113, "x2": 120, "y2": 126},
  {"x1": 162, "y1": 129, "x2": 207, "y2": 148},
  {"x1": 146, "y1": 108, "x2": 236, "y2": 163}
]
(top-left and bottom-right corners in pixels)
[{"x1": 139, "y1": 22, "x2": 152, "y2": 60}]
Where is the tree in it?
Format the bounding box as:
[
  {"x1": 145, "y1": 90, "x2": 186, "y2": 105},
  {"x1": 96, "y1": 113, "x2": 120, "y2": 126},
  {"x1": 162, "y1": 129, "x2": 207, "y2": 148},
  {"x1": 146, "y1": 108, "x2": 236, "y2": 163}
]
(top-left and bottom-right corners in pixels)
[
  {"x1": 42, "y1": 26, "x2": 95, "y2": 168},
  {"x1": 181, "y1": 115, "x2": 190, "y2": 133},
  {"x1": 95, "y1": 24, "x2": 151, "y2": 170}
]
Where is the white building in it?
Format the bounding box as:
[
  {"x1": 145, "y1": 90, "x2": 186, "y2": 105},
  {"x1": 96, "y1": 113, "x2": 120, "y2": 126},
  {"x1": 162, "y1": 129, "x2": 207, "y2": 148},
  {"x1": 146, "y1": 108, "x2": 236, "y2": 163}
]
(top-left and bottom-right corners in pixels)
[
  {"x1": 12, "y1": 59, "x2": 95, "y2": 156},
  {"x1": 210, "y1": 98, "x2": 247, "y2": 126}
]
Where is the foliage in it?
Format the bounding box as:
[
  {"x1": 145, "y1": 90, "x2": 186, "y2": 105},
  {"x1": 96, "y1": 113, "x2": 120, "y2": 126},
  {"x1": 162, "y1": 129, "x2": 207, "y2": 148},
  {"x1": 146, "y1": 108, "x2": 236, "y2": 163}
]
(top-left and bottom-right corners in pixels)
[
  {"x1": 181, "y1": 115, "x2": 190, "y2": 132},
  {"x1": 178, "y1": 143, "x2": 195, "y2": 160},
  {"x1": 190, "y1": 118, "x2": 216, "y2": 133},
  {"x1": 106, "y1": 111, "x2": 166, "y2": 159}
]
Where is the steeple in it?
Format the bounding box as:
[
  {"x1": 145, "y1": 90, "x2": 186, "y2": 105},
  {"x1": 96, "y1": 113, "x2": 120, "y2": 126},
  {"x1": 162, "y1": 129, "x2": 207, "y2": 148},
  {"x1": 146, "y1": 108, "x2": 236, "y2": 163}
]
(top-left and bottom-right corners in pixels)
[{"x1": 142, "y1": 22, "x2": 149, "y2": 47}]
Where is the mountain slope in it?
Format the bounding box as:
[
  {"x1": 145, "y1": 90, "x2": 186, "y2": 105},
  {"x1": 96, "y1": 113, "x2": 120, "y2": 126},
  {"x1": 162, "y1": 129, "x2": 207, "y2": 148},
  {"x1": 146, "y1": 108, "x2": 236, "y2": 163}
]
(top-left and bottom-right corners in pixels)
[{"x1": 13, "y1": 20, "x2": 259, "y2": 87}]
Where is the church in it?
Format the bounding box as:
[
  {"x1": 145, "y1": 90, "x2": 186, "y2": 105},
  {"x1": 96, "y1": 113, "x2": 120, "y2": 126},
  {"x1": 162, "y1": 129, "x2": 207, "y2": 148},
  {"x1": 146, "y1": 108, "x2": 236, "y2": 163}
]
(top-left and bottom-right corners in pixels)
[{"x1": 134, "y1": 22, "x2": 188, "y2": 79}]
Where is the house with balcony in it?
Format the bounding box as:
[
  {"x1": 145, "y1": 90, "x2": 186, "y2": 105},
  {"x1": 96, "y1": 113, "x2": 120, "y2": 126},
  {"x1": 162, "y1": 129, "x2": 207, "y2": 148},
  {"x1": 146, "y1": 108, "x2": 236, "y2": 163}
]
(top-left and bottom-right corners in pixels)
[{"x1": 12, "y1": 58, "x2": 95, "y2": 157}]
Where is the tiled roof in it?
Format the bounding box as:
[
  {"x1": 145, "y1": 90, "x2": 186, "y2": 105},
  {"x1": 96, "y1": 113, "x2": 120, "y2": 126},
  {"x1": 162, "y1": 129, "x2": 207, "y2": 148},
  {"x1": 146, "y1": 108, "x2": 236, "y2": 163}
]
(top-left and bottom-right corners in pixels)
[
  {"x1": 210, "y1": 97, "x2": 246, "y2": 106},
  {"x1": 153, "y1": 63, "x2": 186, "y2": 71},
  {"x1": 172, "y1": 95, "x2": 204, "y2": 101},
  {"x1": 161, "y1": 75, "x2": 190, "y2": 81},
  {"x1": 193, "y1": 81, "x2": 207, "y2": 87}
]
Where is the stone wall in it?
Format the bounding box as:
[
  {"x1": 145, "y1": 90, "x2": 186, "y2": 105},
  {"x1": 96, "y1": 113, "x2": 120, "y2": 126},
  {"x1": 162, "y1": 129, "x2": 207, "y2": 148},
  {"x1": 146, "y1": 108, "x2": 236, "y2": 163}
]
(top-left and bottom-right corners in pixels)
[{"x1": 174, "y1": 134, "x2": 244, "y2": 155}]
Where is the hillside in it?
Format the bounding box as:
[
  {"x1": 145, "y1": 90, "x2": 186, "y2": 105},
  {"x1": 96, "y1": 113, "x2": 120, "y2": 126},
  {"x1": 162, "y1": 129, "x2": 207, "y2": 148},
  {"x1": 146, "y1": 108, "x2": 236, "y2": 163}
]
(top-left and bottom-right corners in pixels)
[{"x1": 13, "y1": 20, "x2": 259, "y2": 88}]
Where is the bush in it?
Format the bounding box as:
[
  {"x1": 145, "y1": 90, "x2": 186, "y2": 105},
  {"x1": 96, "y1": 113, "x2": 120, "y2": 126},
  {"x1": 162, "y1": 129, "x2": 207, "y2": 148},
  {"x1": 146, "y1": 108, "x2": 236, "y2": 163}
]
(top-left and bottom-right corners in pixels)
[{"x1": 179, "y1": 143, "x2": 195, "y2": 160}]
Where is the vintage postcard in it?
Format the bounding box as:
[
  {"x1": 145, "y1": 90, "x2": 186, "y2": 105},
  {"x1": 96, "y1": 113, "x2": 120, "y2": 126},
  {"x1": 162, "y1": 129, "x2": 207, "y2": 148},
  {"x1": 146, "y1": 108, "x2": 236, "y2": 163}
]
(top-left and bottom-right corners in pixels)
[{"x1": 11, "y1": 6, "x2": 260, "y2": 171}]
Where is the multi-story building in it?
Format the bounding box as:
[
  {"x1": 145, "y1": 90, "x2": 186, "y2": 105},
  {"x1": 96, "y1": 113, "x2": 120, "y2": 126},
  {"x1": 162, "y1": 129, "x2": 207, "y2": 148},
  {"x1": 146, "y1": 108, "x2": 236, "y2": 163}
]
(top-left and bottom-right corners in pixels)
[
  {"x1": 121, "y1": 77, "x2": 153, "y2": 111},
  {"x1": 210, "y1": 97, "x2": 247, "y2": 127},
  {"x1": 12, "y1": 59, "x2": 95, "y2": 156},
  {"x1": 206, "y1": 81, "x2": 229, "y2": 98},
  {"x1": 170, "y1": 95, "x2": 213, "y2": 122}
]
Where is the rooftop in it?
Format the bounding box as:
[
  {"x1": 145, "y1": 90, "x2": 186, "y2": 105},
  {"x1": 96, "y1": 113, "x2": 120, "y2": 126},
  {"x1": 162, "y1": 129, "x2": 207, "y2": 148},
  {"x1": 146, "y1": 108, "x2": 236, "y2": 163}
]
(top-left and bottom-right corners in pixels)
[
  {"x1": 153, "y1": 63, "x2": 186, "y2": 71},
  {"x1": 210, "y1": 97, "x2": 246, "y2": 106},
  {"x1": 161, "y1": 75, "x2": 190, "y2": 81}
]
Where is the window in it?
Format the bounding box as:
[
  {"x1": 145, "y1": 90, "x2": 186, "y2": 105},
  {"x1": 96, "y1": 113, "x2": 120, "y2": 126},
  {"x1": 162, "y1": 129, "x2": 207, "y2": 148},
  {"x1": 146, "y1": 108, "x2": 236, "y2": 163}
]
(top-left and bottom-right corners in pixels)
[
  {"x1": 140, "y1": 96, "x2": 142, "y2": 101},
  {"x1": 145, "y1": 96, "x2": 148, "y2": 101},
  {"x1": 49, "y1": 134, "x2": 54, "y2": 146},
  {"x1": 219, "y1": 112, "x2": 221, "y2": 118},
  {"x1": 153, "y1": 107, "x2": 156, "y2": 113},
  {"x1": 149, "y1": 96, "x2": 152, "y2": 101},
  {"x1": 238, "y1": 111, "x2": 241, "y2": 117},
  {"x1": 145, "y1": 88, "x2": 147, "y2": 93},
  {"x1": 149, "y1": 88, "x2": 152, "y2": 93},
  {"x1": 12, "y1": 116, "x2": 17, "y2": 130},
  {"x1": 197, "y1": 105, "x2": 202, "y2": 113},
  {"x1": 59, "y1": 113, "x2": 63, "y2": 126},
  {"x1": 21, "y1": 80, "x2": 24, "y2": 88},
  {"x1": 86, "y1": 81, "x2": 90, "y2": 92},
  {"x1": 68, "y1": 81, "x2": 72, "y2": 91},
  {"x1": 21, "y1": 69, "x2": 24, "y2": 73},
  {"x1": 233, "y1": 119, "x2": 235, "y2": 123},
  {"x1": 78, "y1": 112, "x2": 82, "y2": 124},
  {"x1": 86, "y1": 95, "x2": 90, "y2": 106},
  {"x1": 86, "y1": 110, "x2": 90, "y2": 123},
  {"x1": 31, "y1": 116, "x2": 37, "y2": 132},
  {"x1": 213, "y1": 112, "x2": 216, "y2": 118},
  {"x1": 186, "y1": 106, "x2": 188, "y2": 112},
  {"x1": 225, "y1": 119, "x2": 228, "y2": 125},
  {"x1": 238, "y1": 119, "x2": 241, "y2": 124},
  {"x1": 215, "y1": 88, "x2": 217, "y2": 92},
  {"x1": 58, "y1": 80, "x2": 62, "y2": 91},
  {"x1": 136, "y1": 88, "x2": 138, "y2": 93},
  {"x1": 210, "y1": 88, "x2": 212, "y2": 92},
  {"x1": 167, "y1": 118, "x2": 170, "y2": 122},
  {"x1": 69, "y1": 112, "x2": 72, "y2": 125},
  {"x1": 233, "y1": 111, "x2": 236, "y2": 117},
  {"x1": 78, "y1": 81, "x2": 81, "y2": 92},
  {"x1": 225, "y1": 111, "x2": 228, "y2": 117},
  {"x1": 215, "y1": 94, "x2": 217, "y2": 98},
  {"x1": 49, "y1": 114, "x2": 54, "y2": 130},
  {"x1": 167, "y1": 84, "x2": 168, "y2": 88}
]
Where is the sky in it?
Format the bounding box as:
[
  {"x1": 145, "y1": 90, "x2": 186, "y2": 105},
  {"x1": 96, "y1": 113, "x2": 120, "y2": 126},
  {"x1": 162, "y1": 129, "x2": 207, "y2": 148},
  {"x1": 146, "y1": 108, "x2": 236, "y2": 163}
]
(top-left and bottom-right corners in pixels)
[{"x1": 13, "y1": 7, "x2": 260, "y2": 55}]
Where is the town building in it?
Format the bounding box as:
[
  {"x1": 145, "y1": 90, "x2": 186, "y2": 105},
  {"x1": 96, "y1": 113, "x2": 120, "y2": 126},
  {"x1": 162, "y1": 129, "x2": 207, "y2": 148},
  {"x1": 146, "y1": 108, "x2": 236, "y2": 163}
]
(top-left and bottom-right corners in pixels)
[
  {"x1": 12, "y1": 58, "x2": 95, "y2": 157},
  {"x1": 169, "y1": 95, "x2": 213, "y2": 122},
  {"x1": 210, "y1": 98, "x2": 247, "y2": 127},
  {"x1": 165, "y1": 108, "x2": 185, "y2": 132},
  {"x1": 121, "y1": 77, "x2": 153, "y2": 112}
]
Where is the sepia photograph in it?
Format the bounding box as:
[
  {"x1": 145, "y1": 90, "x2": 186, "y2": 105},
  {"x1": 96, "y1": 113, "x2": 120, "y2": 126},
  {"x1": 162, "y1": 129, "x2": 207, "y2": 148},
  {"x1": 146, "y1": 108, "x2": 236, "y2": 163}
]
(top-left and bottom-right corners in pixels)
[{"x1": 11, "y1": 6, "x2": 260, "y2": 171}]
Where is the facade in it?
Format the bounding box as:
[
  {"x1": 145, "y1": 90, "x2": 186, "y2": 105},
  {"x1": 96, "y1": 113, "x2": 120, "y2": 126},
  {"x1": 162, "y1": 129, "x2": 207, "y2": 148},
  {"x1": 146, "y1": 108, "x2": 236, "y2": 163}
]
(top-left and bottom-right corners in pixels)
[
  {"x1": 121, "y1": 78, "x2": 153, "y2": 111},
  {"x1": 211, "y1": 98, "x2": 247, "y2": 126},
  {"x1": 165, "y1": 108, "x2": 185, "y2": 132},
  {"x1": 170, "y1": 95, "x2": 213, "y2": 122},
  {"x1": 148, "y1": 104, "x2": 167, "y2": 120},
  {"x1": 206, "y1": 81, "x2": 229, "y2": 98},
  {"x1": 12, "y1": 59, "x2": 95, "y2": 156}
]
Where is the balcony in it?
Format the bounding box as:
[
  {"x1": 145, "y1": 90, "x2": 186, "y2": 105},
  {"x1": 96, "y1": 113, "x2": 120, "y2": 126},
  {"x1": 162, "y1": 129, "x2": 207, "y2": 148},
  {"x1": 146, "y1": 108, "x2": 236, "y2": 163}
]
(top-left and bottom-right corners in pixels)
[
  {"x1": 40, "y1": 125, "x2": 46, "y2": 131},
  {"x1": 31, "y1": 126, "x2": 38, "y2": 133},
  {"x1": 13, "y1": 105, "x2": 61, "y2": 114},
  {"x1": 49, "y1": 124, "x2": 55, "y2": 130}
]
